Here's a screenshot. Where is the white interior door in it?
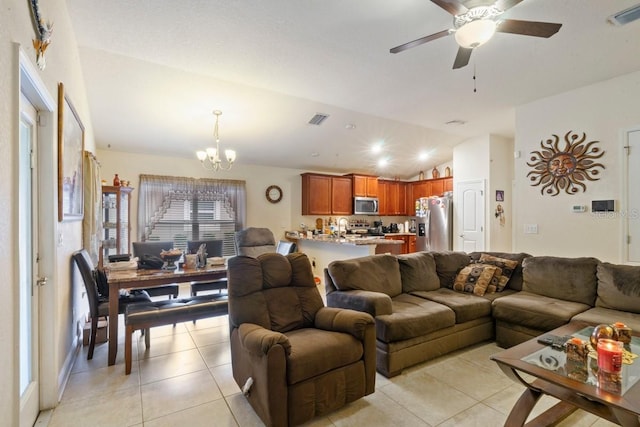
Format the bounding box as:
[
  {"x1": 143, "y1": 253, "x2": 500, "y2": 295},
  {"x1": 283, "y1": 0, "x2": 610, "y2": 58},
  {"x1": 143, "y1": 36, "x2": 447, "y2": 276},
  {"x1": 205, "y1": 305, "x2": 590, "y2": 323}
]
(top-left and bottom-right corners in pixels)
[
  {"x1": 456, "y1": 180, "x2": 485, "y2": 252},
  {"x1": 19, "y1": 93, "x2": 39, "y2": 427},
  {"x1": 627, "y1": 129, "x2": 640, "y2": 263}
]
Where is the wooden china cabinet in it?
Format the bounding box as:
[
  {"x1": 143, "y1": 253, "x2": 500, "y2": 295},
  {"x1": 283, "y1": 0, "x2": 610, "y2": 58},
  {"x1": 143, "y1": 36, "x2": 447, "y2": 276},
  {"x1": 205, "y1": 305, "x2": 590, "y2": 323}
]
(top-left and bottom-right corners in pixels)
[{"x1": 101, "y1": 185, "x2": 133, "y2": 265}]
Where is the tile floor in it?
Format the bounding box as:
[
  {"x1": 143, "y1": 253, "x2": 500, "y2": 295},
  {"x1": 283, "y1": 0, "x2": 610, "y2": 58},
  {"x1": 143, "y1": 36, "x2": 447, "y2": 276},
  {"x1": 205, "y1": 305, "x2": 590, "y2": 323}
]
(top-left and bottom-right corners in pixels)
[{"x1": 43, "y1": 288, "x2": 619, "y2": 427}]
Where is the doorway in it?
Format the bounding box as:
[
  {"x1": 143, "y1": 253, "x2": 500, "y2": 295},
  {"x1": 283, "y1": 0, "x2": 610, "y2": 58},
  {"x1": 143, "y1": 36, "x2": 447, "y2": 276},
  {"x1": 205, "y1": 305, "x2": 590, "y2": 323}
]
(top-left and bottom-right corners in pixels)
[
  {"x1": 18, "y1": 47, "x2": 57, "y2": 424},
  {"x1": 625, "y1": 129, "x2": 640, "y2": 263},
  {"x1": 455, "y1": 180, "x2": 485, "y2": 252},
  {"x1": 19, "y1": 92, "x2": 39, "y2": 427}
]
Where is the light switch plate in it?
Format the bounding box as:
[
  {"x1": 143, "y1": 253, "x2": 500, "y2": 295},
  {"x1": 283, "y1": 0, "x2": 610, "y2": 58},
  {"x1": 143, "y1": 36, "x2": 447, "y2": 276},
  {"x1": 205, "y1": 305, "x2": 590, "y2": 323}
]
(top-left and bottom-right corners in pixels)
[{"x1": 524, "y1": 224, "x2": 538, "y2": 234}]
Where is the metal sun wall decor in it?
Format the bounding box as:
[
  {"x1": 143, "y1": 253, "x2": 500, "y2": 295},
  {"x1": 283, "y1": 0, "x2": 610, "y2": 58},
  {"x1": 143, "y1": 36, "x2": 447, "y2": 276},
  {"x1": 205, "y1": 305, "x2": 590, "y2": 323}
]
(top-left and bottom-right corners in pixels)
[
  {"x1": 526, "y1": 131, "x2": 605, "y2": 196},
  {"x1": 29, "y1": 0, "x2": 53, "y2": 70}
]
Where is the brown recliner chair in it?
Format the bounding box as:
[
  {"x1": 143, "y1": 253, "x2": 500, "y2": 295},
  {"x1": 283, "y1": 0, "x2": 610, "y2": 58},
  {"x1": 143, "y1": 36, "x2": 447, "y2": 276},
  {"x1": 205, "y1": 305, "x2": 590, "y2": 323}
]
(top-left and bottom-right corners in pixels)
[
  {"x1": 234, "y1": 227, "x2": 277, "y2": 257},
  {"x1": 227, "y1": 252, "x2": 376, "y2": 427}
]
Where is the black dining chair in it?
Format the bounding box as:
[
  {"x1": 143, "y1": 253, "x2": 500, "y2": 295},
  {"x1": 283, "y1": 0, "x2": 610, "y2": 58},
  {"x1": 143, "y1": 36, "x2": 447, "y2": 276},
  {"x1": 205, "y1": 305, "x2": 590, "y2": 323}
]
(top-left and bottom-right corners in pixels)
[
  {"x1": 72, "y1": 249, "x2": 151, "y2": 360},
  {"x1": 186, "y1": 239, "x2": 228, "y2": 296},
  {"x1": 131, "y1": 241, "x2": 180, "y2": 298}
]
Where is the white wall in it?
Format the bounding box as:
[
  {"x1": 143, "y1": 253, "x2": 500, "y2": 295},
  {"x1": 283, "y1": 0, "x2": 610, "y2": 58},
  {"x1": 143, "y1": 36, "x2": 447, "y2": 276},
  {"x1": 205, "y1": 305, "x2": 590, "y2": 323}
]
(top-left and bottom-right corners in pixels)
[
  {"x1": 452, "y1": 134, "x2": 515, "y2": 252},
  {"x1": 1, "y1": 0, "x2": 96, "y2": 420},
  {"x1": 514, "y1": 70, "x2": 640, "y2": 262},
  {"x1": 97, "y1": 150, "x2": 308, "y2": 242},
  {"x1": 488, "y1": 136, "x2": 514, "y2": 252}
]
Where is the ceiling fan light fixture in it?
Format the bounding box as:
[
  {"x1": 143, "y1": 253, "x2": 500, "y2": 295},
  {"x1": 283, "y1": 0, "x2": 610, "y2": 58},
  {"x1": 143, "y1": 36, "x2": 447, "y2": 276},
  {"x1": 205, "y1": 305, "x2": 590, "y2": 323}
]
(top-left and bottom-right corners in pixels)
[{"x1": 454, "y1": 19, "x2": 497, "y2": 48}]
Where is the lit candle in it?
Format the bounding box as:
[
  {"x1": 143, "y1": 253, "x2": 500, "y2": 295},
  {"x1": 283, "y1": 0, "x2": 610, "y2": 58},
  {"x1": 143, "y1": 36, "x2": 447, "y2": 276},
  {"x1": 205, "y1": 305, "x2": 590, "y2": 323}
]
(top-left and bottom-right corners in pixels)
[{"x1": 597, "y1": 339, "x2": 623, "y2": 373}]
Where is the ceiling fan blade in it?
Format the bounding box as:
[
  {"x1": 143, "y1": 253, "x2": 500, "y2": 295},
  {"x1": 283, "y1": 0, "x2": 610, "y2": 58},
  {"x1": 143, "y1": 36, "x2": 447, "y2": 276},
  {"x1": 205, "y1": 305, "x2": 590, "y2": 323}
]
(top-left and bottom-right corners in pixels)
[
  {"x1": 453, "y1": 47, "x2": 472, "y2": 69},
  {"x1": 430, "y1": 0, "x2": 468, "y2": 16},
  {"x1": 390, "y1": 29, "x2": 452, "y2": 54},
  {"x1": 494, "y1": 0, "x2": 524, "y2": 12},
  {"x1": 497, "y1": 19, "x2": 562, "y2": 38}
]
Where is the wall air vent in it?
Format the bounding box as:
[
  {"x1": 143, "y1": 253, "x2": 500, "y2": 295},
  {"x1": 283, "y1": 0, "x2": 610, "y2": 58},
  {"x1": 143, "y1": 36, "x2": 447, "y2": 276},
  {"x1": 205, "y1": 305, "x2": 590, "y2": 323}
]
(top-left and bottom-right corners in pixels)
[
  {"x1": 608, "y1": 3, "x2": 640, "y2": 26},
  {"x1": 308, "y1": 113, "x2": 329, "y2": 125}
]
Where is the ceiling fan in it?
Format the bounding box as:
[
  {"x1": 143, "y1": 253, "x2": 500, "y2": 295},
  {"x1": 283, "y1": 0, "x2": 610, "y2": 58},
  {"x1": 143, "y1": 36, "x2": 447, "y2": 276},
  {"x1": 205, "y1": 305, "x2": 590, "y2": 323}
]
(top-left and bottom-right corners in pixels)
[{"x1": 390, "y1": 0, "x2": 562, "y2": 69}]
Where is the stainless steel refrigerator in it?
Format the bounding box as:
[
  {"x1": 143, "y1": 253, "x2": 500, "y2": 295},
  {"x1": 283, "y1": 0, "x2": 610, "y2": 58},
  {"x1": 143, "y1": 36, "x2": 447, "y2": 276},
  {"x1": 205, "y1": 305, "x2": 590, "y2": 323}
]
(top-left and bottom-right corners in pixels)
[{"x1": 414, "y1": 196, "x2": 452, "y2": 252}]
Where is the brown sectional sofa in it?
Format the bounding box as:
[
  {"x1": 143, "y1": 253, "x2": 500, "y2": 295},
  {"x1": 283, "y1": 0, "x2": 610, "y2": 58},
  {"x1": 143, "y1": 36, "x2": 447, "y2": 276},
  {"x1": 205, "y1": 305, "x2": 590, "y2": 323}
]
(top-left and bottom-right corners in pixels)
[{"x1": 324, "y1": 251, "x2": 640, "y2": 377}]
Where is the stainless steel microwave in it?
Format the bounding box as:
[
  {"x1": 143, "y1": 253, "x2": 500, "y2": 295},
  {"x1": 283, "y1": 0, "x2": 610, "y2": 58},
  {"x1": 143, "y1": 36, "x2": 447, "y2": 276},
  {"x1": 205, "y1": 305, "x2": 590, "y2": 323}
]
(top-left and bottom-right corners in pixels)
[{"x1": 354, "y1": 197, "x2": 379, "y2": 215}]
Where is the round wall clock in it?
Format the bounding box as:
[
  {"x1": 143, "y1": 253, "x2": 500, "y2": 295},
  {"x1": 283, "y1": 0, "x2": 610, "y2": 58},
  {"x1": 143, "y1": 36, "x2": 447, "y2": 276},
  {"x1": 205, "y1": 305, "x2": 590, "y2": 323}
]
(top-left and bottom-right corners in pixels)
[{"x1": 265, "y1": 185, "x2": 283, "y2": 203}]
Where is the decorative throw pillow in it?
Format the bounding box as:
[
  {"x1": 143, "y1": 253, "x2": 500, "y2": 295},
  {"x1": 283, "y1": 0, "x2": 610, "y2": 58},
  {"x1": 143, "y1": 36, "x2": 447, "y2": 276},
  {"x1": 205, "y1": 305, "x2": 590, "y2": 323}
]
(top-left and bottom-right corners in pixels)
[
  {"x1": 479, "y1": 253, "x2": 519, "y2": 292},
  {"x1": 453, "y1": 264, "x2": 500, "y2": 296}
]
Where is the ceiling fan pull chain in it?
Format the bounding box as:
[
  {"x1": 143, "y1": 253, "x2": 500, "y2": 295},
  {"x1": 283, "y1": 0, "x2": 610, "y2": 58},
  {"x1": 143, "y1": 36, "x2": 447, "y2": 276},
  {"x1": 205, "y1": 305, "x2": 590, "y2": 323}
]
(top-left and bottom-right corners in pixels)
[{"x1": 473, "y1": 63, "x2": 477, "y2": 93}]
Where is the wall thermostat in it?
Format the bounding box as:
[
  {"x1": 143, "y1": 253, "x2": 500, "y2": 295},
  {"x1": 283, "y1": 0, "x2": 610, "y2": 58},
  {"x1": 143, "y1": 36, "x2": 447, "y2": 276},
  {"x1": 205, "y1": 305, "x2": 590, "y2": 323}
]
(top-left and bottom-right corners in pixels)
[
  {"x1": 571, "y1": 205, "x2": 587, "y2": 213},
  {"x1": 592, "y1": 200, "x2": 615, "y2": 212}
]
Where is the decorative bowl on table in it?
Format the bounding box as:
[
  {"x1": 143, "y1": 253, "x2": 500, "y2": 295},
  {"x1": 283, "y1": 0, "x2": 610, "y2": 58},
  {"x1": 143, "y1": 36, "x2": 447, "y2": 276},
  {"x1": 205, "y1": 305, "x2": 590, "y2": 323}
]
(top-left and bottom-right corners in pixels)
[{"x1": 160, "y1": 249, "x2": 183, "y2": 270}]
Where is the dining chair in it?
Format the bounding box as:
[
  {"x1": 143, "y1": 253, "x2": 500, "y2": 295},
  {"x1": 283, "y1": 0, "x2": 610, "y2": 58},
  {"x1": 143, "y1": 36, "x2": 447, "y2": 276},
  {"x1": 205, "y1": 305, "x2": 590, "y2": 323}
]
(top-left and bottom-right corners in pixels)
[
  {"x1": 186, "y1": 239, "x2": 228, "y2": 296},
  {"x1": 72, "y1": 249, "x2": 151, "y2": 360},
  {"x1": 131, "y1": 241, "x2": 180, "y2": 298}
]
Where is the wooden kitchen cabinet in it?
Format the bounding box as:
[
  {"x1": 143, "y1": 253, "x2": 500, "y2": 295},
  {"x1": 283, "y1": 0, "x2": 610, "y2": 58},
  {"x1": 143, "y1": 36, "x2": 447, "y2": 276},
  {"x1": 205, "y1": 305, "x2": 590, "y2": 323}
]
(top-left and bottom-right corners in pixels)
[
  {"x1": 378, "y1": 180, "x2": 406, "y2": 216},
  {"x1": 331, "y1": 176, "x2": 353, "y2": 215},
  {"x1": 384, "y1": 234, "x2": 417, "y2": 254},
  {"x1": 443, "y1": 177, "x2": 453, "y2": 193},
  {"x1": 431, "y1": 179, "x2": 445, "y2": 197},
  {"x1": 301, "y1": 173, "x2": 353, "y2": 215},
  {"x1": 408, "y1": 235, "x2": 417, "y2": 253},
  {"x1": 349, "y1": 174, "x2": 379, "y2": 197},
  {"x1": 409, "y1": 180, "x2": 431, "y2": 203}
]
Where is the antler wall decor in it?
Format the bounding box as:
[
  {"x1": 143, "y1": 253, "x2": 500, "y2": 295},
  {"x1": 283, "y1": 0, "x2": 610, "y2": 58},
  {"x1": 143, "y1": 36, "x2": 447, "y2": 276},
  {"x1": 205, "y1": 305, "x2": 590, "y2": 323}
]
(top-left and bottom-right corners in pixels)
[
  {"x1": 29, "y1": 0, "x2": 53, "y2": 70},
  {"x1": 526, "y1": 131, "x2": 605, "y2": 196}
]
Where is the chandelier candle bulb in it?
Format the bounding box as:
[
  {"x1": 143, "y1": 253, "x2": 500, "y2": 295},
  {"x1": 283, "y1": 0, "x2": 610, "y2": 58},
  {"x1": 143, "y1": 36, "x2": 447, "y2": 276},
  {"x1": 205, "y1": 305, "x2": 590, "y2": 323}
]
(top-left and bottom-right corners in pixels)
[{"x1": 597, "y1": 339, "x2": 623, "y2": 373}]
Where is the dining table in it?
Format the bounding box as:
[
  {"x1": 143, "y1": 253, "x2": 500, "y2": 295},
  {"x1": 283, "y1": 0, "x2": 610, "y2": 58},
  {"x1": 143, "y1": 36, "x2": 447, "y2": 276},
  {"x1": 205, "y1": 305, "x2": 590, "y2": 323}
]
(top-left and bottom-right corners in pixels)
[{"x1": 105, "y1": 264, "x2": 227, "y2": 366}]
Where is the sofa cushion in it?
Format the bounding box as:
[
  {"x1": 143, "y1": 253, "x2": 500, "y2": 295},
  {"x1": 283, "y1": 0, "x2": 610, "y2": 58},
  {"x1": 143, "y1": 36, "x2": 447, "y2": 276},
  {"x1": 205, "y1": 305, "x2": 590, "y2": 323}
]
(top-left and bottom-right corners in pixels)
[
  {"x1": 596, "y1": 263, "x2": 640, "y2": 314},
  {"x1": 397, "y1": 252, "x2": 440, "y2": 293},
  {"x1": 375, "y1": 294, "x2": 455, "y2": 343},
  {"x1": 453, "y1": 264, "x2": 500, "y2": 296},
  {"x1": 522, "y1": 256, "x2": 599, "y2": 306},
  {"x1": 327, "y1": 254, "x2": 402, "y2": 298},
  {"x1": 470, "y1": 252, "x2": 531, "y2": 291},
  {"x1": 412, "y1": 288, "x2": 492, "y2": 323},
  {"x1": 285, "y1": 328, "x2": 363, "y2": 385},
  {"x1": 478, "y1": 254, "x2": 519, "y2": 292},
  {"x1": 572, "y1": 307, "x2": 640, "y2": 331},
  {"x1": 492, "y1": 291, "x2": 592, "y2": 331},
  {"x1": 432, "y1": 252, "x2": 471, "y2": 289}
]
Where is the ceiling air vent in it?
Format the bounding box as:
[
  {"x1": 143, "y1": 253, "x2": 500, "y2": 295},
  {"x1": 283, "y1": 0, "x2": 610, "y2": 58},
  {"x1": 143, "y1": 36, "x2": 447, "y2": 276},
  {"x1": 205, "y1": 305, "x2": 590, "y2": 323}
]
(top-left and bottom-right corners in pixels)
[
  {"x1": 608, "y1": 3, "x2": 640, "y2": 26},
  {"x1": 308, "y1": 113, "x2": 329, "y2": 125}
]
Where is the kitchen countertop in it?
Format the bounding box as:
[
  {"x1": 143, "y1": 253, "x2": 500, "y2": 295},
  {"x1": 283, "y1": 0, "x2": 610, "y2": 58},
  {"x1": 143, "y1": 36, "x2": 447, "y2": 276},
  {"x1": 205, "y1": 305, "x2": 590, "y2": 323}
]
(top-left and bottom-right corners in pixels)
[{"x1": 291, "y1": 235, "x2": 404, "y2": 245}]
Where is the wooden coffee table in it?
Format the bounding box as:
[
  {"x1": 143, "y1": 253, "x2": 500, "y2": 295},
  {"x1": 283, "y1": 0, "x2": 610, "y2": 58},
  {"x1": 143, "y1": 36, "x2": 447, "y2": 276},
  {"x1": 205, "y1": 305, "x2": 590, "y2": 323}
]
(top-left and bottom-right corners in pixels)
[{"x1": 490, "y1": 322, "x2": 640, "y2": 427}]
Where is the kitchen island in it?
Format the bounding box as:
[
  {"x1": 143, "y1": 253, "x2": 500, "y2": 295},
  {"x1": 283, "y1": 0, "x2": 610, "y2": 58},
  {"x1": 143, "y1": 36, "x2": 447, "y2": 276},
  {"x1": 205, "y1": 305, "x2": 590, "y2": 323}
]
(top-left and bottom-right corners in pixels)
[{"x1": 293, "y1": 236, "x2": 404, "y2": 291}]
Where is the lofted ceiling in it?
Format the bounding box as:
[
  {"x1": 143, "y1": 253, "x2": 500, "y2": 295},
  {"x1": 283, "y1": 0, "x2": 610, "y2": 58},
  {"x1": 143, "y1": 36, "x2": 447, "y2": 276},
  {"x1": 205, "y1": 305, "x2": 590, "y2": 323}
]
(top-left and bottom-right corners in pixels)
[{"x1": 67, "y1": 0, "x2": 640, "y2": 179}]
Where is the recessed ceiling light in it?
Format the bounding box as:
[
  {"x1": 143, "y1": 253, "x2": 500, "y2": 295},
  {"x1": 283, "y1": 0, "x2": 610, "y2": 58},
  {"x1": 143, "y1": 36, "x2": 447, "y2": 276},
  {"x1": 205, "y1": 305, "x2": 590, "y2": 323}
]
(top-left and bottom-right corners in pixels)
[
  {"x1": 371, "y1": 142, "x2": 384, "y2": 154},
  {"x1": 345, "y1": 123, "x2": 356, "y2": 130},
  {"x1": 311, "y1": 152, "x2": 319, "y2": 157},
  {"x1": 377, "y1": 158, "x2": 388, "y2": 168},
  {"x1": 418, "y1": 152, "x2": 429, "y2": 161}
]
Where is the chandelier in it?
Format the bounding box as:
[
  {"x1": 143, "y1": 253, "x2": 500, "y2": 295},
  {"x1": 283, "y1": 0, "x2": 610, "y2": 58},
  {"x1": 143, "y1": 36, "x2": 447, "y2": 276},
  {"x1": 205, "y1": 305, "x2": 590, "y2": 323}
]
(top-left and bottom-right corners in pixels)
[{"x1": 196, "y1": 110, "x2": 236, "y2": 171}]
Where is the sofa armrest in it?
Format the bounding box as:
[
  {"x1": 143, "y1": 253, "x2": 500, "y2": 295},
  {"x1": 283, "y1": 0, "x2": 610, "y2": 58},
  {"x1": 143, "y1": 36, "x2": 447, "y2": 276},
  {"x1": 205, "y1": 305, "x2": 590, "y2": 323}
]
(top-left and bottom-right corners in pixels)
[
  {"x1": 326, "y1": 289, "x2": 393, "y2": 317},
  {"x1": 238, "y1": 323, "x2": 291, "y2": 356},
  {"x1": 314, "y1": 307, "x2": 375, "y2": 340}
]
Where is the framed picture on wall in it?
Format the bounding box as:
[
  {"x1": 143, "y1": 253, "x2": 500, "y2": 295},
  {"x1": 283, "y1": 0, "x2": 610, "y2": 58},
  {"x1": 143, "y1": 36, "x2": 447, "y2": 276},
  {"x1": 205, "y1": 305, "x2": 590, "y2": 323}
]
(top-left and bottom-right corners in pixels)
[{"x1": 57, "y1": 83, "x2": 85, "y2": 221}]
